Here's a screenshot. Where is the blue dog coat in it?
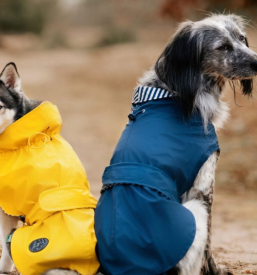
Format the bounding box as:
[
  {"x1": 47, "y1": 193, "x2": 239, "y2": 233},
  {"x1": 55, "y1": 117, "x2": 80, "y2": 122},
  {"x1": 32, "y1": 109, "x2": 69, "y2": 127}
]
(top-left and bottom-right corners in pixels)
[{"x1": 95, "y1": 87, "x2": 220, "y2": 275}]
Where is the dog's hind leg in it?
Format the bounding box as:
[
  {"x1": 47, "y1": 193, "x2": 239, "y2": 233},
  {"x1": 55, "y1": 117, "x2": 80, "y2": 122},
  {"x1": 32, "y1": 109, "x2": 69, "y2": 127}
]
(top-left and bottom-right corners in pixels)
[{"x1": 0, "y1": 208, "x2": 19, "y2": 274}]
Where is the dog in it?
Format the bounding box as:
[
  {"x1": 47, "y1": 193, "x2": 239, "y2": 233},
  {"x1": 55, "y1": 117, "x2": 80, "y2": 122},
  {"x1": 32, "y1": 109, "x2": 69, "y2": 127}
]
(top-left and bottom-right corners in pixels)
[
  {"x1": 0, "y1": 63, "x2": 99, "y2": 275},
  {"x1": 95, "y1": 14, "x2": 257, "y2": 275}
]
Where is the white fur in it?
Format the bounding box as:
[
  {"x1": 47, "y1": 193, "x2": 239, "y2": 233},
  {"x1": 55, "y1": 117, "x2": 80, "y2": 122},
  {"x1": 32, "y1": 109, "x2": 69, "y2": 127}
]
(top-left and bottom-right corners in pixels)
[
  {"x1": 0, "y1": 106, "x2": 15, "y2": 134},
  {"x1": 177, "y1": 200, "x2": 208, "y2": 275},
  {"x1": 195, "y1": 91, "x2": 229, "y2": 131},
  {"x1": 178, "y1": 152, "x2": 218, "y2": 275},
  {"x1": 192, "y1": 14, "x2": 247, "y2": 34},
  {"x1": 211, "y1": 98, "x2": 230, "y2": 131},
  {"x1": 192, "y1": 153, "x2": 217, "y2": 194},
  {"x1": 182, "y1": 152, "x2": 218, "y2": 204}
]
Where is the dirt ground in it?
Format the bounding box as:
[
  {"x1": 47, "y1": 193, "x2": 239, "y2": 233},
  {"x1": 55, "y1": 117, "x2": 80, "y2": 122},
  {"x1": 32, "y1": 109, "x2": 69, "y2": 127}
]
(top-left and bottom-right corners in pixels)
[{"x1": 0, "y1": 36, "x2": 257, "y2": 274}]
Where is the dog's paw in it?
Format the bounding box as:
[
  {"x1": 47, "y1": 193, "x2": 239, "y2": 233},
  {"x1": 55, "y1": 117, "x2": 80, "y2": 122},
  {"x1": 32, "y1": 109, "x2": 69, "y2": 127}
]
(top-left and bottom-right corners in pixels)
[
  {"x1": 218, "y1": 264, "x2": 233, "y2": 275},
  {"x1": 208, "y1": 261, "x2": 233, "y2": 275},
  {"x1": 203, "y1": 254, "x2": 233, "y2": 275}
]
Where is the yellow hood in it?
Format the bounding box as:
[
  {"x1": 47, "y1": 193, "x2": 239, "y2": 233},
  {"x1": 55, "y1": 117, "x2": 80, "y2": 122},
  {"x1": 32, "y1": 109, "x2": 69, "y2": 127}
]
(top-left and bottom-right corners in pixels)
[
  {"x1": 0, "y1": 101, "x2": 62, "y2": 151},
  {"x1": 0, "y1": 101, "x2": 97, "y2": 217}
]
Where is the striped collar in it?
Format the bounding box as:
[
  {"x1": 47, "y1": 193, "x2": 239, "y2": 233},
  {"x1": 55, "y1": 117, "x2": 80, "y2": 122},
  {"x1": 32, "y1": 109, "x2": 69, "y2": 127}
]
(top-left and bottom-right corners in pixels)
[{"x1": 132, "y1": 86, "x2": 173, "y2": 104}]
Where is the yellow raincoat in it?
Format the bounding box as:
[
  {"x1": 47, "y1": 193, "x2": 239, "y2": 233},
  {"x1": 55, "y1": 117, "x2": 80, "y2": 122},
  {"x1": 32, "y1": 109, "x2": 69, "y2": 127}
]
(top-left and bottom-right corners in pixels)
[{"x1": 0, "y1": 102, "x2": 99, "y2": 275}]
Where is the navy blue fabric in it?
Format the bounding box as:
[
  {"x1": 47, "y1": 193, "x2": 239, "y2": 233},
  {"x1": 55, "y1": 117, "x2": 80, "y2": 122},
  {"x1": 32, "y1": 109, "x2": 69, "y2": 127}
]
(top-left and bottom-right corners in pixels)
[
  {"x1": 95, "y1": 97, "x2": 219, "y2": 275},
  {"x1": 103, "y1": 163, "x2": 179, "y2": 202}
]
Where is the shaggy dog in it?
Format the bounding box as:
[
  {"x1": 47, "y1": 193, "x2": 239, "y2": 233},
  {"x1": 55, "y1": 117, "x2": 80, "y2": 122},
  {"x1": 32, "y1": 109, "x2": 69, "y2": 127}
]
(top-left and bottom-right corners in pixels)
[{"x1": 95, "y1": 14, "x2": 257, "y2": 275}]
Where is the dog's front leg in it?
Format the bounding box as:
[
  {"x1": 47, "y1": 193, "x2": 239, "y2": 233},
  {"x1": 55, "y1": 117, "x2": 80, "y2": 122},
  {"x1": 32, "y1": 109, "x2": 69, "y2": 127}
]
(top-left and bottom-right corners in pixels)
[
  {"x1": 190, "y1": 153, "x2": 232, "y2": 275},
  {"x1": 175, "y1": 152, "x2": 231, "y2": 275},
  {"x1": 0, "y1": 208, "x2": 19, "y2": 274}
]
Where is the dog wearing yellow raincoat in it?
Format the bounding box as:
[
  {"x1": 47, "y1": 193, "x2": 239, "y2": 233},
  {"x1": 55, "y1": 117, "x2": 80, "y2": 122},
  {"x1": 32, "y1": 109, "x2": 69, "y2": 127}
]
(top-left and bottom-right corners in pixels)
[{"x1": 0, "y1": 63, "x2": 99, "y2": 275}]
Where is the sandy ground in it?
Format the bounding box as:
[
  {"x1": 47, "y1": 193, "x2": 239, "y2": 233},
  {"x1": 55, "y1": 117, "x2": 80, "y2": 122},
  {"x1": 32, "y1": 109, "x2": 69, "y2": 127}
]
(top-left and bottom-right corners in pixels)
[{"x1": 0, "y1": 40, "x2": 256, "y2": 274}]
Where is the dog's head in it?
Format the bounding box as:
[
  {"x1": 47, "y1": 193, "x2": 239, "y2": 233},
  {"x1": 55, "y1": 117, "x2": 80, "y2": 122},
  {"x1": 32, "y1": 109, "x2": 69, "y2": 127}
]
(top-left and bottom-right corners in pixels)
[
  {"x1": 0, "y1": 63, "x2": 23, "y2": 134},
  {"x1": 0, "y1": 62, "x2": 40, "y2": 134},
  {"x1": 155, "y1": 14, "x2": 257, "y2": 118}
]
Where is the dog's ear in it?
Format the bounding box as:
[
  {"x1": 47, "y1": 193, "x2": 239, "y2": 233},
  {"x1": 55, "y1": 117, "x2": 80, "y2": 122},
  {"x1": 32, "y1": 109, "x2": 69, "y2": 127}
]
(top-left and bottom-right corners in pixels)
[
  {"x1": 155, "y1": 22, "x2": 202, "y2": 118},
  {"x1": 240, "y1": 37, "x2": 253, "y2": 96},
  {"x1": 0, "y1": 62, "x2": 22, "y2": 93}
]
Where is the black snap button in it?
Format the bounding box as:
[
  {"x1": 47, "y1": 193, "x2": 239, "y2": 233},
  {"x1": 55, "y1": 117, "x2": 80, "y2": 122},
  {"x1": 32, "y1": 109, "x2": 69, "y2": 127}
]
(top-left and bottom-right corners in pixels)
[{"x1": 128, "y1": 113, "x2": 136, "y2": 121}]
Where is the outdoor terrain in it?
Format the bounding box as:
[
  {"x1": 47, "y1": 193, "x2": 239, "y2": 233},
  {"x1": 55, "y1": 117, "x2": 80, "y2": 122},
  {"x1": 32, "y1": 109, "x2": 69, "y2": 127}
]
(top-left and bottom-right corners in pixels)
[{"x1": 0, "y1": 29, "x2": 257, "y2": 274}]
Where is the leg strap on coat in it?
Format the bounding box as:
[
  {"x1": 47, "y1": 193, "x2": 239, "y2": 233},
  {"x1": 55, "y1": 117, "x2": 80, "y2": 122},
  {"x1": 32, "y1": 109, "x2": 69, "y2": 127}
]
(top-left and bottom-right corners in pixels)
[{"x1": 25, "y1": 186, "x2": 97, "y2": 225}]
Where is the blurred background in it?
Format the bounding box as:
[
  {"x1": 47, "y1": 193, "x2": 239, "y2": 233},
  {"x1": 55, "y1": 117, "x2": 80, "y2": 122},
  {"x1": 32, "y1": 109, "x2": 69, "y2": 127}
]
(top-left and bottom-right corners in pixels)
[{"x1": 0, "y1": 0, "x2": 256, "y2": 273}]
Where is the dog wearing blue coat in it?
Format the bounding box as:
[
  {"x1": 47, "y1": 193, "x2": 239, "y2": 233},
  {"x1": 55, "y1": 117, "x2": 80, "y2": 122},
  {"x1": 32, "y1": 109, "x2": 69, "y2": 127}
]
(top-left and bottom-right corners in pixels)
[{"x1": 95, "y1": 14, "x2": 257, "y2": 275}]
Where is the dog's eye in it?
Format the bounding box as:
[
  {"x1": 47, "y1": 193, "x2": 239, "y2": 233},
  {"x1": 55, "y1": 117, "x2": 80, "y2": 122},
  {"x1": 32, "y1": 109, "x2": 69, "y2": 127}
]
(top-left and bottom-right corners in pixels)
[
  {"x1": 239, "y1": 35, "x2": 245, "y2": 42},
  {"x1": 217, "y1": 45, "x2": 231, "y2": 51}
]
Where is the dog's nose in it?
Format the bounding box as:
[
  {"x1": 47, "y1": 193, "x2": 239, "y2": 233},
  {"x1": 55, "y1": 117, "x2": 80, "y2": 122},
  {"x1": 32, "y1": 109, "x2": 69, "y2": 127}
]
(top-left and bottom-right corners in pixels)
[{"x1": 250, "y1": 60, "x2": 257, "y2": 72}]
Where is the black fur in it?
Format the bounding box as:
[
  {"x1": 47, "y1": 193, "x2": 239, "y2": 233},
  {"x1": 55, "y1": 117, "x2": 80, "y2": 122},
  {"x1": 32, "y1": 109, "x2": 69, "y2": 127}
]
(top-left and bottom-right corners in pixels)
[
  {"x1": 0, "y1": 80, "x2": 41, "y2": 122},
  {"x1": 240, "y1": 37, "x2": 254, "y2": 96},
  {"x1": 241, "y1": 79, "x2": 253, "y2": 96},
  {"x1": 166, "y1": 266, "x2": 180, "y2": 275},
  {"x1": 155, "y1": 25, "x2": 202, "y2": 118}
]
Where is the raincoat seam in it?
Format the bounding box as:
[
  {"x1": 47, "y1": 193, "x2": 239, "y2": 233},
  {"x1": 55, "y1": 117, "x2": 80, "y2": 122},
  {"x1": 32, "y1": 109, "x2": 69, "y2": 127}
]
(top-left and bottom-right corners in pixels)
[
  {"x1": 120, "y1": 122, "x2": 134, "y2": 163},
  {"x1": 110, "y1": 186, "x2": 118, "y2": 258}
]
